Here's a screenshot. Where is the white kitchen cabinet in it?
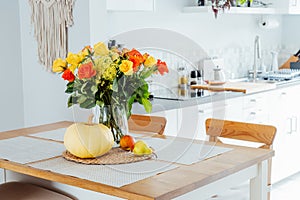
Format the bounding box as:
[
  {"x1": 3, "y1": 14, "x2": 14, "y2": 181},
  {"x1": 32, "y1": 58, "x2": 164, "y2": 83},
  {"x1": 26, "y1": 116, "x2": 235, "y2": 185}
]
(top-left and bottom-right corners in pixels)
[
  {"x1": 106, "y1": 0, "x2": 155, "y2": 12},
  {"x1": 177, "y1": 96, "x2": 243, "y2": 140},
  {"x1": 268, "y1": 85, "x2": 300, "y2": 183},
  {"x1": 274, "y1": 0, "x2": 300, "y2": 14},
  {"x1": 241, "y1": 92, "x2": 270, "y2": 124},
  {"x1": 153, "y1": 83, "x2": 300, "y2": 184}
]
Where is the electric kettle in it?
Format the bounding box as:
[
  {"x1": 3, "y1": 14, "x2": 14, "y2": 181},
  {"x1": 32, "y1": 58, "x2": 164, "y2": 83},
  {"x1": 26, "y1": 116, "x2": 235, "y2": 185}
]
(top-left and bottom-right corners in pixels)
[{"x1": 213, "y1": 66, "x2": 226, "y2": 82}]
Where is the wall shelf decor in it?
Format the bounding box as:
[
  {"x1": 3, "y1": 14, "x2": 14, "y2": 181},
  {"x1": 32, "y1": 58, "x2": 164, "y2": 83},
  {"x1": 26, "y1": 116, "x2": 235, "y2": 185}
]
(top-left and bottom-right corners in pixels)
[{"x1": 182, "y1": 6, "x2": 276, "y2": 15}]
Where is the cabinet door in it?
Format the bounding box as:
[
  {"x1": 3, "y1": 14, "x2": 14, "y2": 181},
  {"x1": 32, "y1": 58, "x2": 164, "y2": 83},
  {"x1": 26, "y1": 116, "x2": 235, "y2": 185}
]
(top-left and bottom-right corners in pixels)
[
  {"x1": 275, "y1": 0, "x2": 300, "y2": 14},
  {"x1": 177, "y1": 98, "x2": 243, "y2": 140},
  {"x1": 269, "y1": 85, "x2": 300, "y2": 183},
  {"x1": 177, "y1": 105, "x2": 207, "y2": 140},
  {"x1": 289, "y1": 0, "x2": 300, "y2": 13},
  {"x1": 152, "y1": 109, "x2": 178, "y2": 137}
]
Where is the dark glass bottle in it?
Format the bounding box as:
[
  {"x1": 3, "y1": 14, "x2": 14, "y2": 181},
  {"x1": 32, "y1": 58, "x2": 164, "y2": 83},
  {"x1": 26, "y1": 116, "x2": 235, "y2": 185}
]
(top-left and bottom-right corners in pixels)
[{"x1": 198, "y1": 0, "x2": 205, "y2": 6}]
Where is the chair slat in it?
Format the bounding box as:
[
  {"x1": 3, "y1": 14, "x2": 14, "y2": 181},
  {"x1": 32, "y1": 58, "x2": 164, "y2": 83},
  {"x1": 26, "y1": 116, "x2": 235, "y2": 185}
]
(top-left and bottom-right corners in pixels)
[
  {"x1": 128, "y1": 114, "x2": 167, "y2": 135},
  {"x1": 205, "y1": 118, "x2": 276, "y2": 200}
]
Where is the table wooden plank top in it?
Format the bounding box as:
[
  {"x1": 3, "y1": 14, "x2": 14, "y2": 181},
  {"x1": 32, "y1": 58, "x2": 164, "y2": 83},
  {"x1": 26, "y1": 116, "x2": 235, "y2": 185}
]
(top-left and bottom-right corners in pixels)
[{"x1": 0, "y1": 121, "x2": 274, "y2": 200}]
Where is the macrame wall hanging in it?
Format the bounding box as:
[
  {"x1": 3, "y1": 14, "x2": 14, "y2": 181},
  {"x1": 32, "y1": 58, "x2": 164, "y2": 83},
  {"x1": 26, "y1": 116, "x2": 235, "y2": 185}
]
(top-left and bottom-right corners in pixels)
[{"x1": 29, "y1": 0, "x2": 75, "y2": 71}]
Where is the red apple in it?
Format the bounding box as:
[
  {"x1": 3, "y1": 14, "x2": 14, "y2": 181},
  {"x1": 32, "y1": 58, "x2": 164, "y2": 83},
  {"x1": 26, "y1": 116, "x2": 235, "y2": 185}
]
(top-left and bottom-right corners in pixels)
[{"x1": 120, "y1": 135, "x2": 135, "y2": 151}]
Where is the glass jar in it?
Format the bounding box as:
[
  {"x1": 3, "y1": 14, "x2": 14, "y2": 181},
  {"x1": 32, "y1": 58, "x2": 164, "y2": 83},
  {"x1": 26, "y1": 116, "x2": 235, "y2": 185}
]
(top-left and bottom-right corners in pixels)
[{"x1": 178, "y1": 65, "x2": 188, "y2": 89}]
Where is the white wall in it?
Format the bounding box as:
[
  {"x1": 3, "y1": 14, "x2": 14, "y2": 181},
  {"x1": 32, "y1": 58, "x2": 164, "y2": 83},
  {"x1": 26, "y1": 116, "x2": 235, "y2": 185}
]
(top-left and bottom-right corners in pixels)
[
  {"x1": 280, "y1": 15, "x2": 300, "y2": 64},
  {"x1": 1, "y1": 0, "x2": 287, "y2": 129},
  {"x1": 0, "y1": 1, "x2": 24, "y2": 131},
  {"x1": 18, "y1": 0, "x2": 92, "y2": 127}
]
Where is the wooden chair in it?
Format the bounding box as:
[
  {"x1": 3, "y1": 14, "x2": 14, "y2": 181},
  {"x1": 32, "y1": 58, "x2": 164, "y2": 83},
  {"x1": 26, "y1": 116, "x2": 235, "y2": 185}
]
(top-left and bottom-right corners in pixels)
[
  {"x1": 128, "y1": 114, "x2": 167, "y2": 135},
  {"x1": 205, "y1": 118, "x2": 276, "y2": 200},
  {"x1": 0, "y1": 181, "x2": 74, "y2": 200}
]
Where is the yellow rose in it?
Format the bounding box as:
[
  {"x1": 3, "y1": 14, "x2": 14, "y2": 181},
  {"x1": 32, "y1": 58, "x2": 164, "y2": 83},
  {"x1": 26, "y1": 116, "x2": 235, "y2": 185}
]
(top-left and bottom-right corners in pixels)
[
  {"x1": 144, "y1": 56, "x2": 157, "y2": 68},
  {"x1": 120, "y1": 60, "x2": 133, "y2": 76},
  {"x1": 94, "y1": 42, "x2": 109, "y2": 57},
  {"x1": 69, "y1": 64, "x2": 77, "y2": 73},
  {"x1": 52, "y1": 58, "x2": 67, "y2": 72},
  {"x1": 66, "y1": 52, "x2": 82, "y2": 67}
]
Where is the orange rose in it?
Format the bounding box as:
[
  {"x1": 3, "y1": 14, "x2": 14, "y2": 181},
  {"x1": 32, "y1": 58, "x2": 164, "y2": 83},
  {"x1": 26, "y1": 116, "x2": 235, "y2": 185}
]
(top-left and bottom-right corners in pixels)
[
  {"x1": 78, "y1": 62, "x2": 97, "y2": 79},
  {"x1": 157, "y1": 59, "x2": 169, "y2": 75},
  {"x1": 62, "y1": 69, "x2": 75, "y2": 82},
  {"x1": 81, "y1": 45, "x2": 92, "y2": 57},
  {"x1": 127, "y1": 49, "x2": 144, "y2": 72}
]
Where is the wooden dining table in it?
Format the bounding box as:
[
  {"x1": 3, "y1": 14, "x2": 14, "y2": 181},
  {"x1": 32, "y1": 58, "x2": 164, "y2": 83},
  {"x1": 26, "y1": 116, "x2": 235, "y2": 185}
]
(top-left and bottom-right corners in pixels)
[{"x1": 0, "y1": 121, "x2": 274, "y2": 200}]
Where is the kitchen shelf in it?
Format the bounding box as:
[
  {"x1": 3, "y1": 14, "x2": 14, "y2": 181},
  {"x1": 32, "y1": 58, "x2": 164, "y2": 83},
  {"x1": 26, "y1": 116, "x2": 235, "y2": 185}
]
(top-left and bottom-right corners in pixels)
[
  {"x1": 106, "y1": 0, "x2": 155, "y2": 12},
  {"x1": 183, "y1": 6, "x2": 276, "y2": 15}
]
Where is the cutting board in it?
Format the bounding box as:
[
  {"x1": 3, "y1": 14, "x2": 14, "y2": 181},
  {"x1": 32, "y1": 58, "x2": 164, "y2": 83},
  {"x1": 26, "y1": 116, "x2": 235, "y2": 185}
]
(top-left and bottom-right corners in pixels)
[{"x1": 190, "y1": 81, "x2": 276, "y2": 94}]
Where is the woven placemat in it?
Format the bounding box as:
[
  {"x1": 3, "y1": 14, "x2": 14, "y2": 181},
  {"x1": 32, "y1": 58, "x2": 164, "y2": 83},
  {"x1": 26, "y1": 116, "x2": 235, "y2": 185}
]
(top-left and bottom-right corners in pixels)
[{"x1": 62, "y1": 148, "x2": 154, "y2": 165}]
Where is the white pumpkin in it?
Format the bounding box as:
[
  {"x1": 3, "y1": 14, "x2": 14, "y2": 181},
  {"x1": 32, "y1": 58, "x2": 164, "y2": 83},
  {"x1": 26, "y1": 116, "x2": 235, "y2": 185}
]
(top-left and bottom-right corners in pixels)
[{"x1": 64, "y1": 123, "x2": 114, "y2": 158}]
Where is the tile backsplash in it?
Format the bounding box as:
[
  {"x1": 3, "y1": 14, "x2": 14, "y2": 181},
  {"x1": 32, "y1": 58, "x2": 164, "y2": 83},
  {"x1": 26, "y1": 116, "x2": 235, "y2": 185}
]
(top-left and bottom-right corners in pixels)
[{"x1": 143, "y1": 44, "x2": 298, "y2": 94}]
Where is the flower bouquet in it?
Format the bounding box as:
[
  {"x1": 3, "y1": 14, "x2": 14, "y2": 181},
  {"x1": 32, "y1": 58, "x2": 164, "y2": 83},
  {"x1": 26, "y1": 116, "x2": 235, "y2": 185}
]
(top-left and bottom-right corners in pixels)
[{"x1": 52, "y1": 42, "x2": 168, "y2": 142}]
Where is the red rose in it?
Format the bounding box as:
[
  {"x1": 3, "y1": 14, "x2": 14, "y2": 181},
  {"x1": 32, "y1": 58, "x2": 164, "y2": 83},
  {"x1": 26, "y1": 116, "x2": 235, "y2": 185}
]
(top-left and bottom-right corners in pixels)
[
  {"x1": 62, "y1": 69, "x2": 75, "y2": 82},
  {"x1": 78, "y1": 62, "x2": 97, "y2": 79},
  {"x1": 157, "y1": 59, "x2": 169, "y2": 75}
]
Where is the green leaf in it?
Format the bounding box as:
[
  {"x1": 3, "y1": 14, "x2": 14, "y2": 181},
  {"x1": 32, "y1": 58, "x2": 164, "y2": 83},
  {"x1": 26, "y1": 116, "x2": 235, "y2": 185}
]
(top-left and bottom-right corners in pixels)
[
  {"x1": 80, "y1": 82, "x2": 88, "y2": 94},
  {"x1": 77, "y1": 95, "x2": 87, "y2": 104},
  {"x1": 65, "y1": 82, "x2": 74, "y2": 93},
  {"x1": 79, "y1": 98, "x2": 95, "y2": 109},
  {"x1": 141, "y1": 98, "x2": 152, "y2": 113},
  {"x1": 91, "y1": 85, "x2": 98, "y2": 94},
  {"x1": 67, "y1": 96, "x2": 74, "y2": 107},
  {"x1": 141, "y1": 68, "x2": 155, "y2": 79},
  {"x1": 112, "y1": 78, "x2": 118, "y2": 92},
  {"x1": 96, "y1": 100, "x2": 104, "y2": 107},
  {"x1": 127, "y1": 95, "x2": 136, "y2": 116}
]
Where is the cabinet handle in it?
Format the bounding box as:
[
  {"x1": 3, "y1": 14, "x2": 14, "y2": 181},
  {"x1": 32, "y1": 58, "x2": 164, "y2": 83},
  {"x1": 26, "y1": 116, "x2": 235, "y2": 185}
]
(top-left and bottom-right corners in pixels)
[
  {"x1": 281, "y1": 92, "x2": 287, "y2": 95},
  {"x1": 287, "y1": 118, "x2": 293, "y2": 134},
  {"x1": 250, "y1": 99, "x2": 256, "y2": 102},
  {"x1": 292, "y1": 116, "x2": 298, "y2": 132},
  {"x1": 198, "y1": 110, "x2": 204, "y2": 113},
  {"x1": 296, "y1": 117, "x2": 298, "y2": 132},
  {"x1": 250, "y1": 112, "x2": 256, "y2": 115}
]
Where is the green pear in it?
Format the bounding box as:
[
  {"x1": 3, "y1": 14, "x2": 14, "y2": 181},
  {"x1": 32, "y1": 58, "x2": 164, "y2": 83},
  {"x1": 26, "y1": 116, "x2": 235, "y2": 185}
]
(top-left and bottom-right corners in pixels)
[{"x1": 133, "y1": 140, "x2": 153, "y2": 156}]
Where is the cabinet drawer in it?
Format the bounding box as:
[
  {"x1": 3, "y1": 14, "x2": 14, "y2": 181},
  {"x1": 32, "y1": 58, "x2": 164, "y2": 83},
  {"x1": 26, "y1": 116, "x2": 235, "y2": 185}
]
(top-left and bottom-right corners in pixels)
[
  {"x1": 242, "y1": 108, "x2": 268, "y2": 124},
  {"x1": 243, "y1": 93, "x2": 267, "y2": 109}
]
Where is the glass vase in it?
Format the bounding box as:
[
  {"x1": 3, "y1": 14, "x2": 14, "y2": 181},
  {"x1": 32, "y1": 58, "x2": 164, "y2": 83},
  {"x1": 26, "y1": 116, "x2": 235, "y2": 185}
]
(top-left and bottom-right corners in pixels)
[{"x1": 93, "y1": 104, "x2": 127, "y2": 143}]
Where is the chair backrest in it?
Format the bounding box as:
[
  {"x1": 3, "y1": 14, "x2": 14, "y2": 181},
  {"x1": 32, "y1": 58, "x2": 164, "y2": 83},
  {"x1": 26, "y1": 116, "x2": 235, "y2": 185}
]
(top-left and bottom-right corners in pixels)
[
  {"x1": 128, "y1": 114, "x2": 167, "y2": 135},
  {"x1": 205, "y1": 118, "x2": 276, "y2": 149}
]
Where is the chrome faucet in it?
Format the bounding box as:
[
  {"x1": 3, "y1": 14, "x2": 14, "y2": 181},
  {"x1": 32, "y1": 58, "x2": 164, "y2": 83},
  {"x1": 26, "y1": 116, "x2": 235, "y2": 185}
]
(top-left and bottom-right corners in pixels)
[{"x1": 253, "y1": 35, "x2": 261, "y2": 81}]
